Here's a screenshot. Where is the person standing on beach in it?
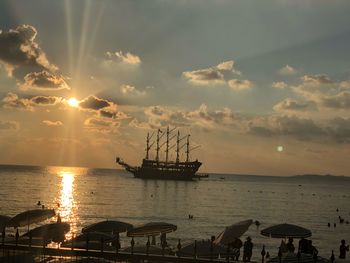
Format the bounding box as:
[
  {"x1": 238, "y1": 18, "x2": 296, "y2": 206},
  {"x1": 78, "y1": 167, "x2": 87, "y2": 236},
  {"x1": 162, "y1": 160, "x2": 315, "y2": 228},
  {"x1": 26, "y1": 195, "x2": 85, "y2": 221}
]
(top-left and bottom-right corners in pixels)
[
  {"x1": 243, "y1": 236, "x2": 253, "y2": 262},
  {"x1": 339, "y1": 240, "x2": 349, "y2": 259}
]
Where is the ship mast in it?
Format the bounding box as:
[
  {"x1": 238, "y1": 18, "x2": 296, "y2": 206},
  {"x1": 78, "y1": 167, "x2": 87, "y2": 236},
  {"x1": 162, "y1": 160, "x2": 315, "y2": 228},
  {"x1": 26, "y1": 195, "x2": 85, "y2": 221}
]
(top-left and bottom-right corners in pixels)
[
  {"x1": 176, "y1": 130, "x2": 180, "y2": 163},
  {"x1": 145, "y1": 132, "x2": 150, "y2": 159},
  {"x1": 186, "y1": 134, "x2": 190, "y2": 162},
  {"x1": 165, "y1": 126, "x2": 176, "y2": 163},
  {"x1": 156, "y1": 129, "x2": 165, "y2": 162}
]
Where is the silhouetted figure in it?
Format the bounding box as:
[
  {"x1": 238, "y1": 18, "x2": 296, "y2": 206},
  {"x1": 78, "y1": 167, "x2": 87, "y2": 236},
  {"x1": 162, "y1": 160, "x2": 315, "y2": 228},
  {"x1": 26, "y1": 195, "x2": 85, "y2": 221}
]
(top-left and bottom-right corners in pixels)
[
  {"x1": 266, "y1": 252, "x2": 270, "y2": 259},
  {"x1": 308, "y1": 240, "x2": 318, "y2": 256},
  {"x1": 286, "y1": 237, "x2": 295, "y2": 253},
  {"x1": 328, "y1": 223, "x2": 331, "y2": 227},
  {"x1": 243, "y1": 236, "x2": 253, "y2": 262},
  {"x1": 339, "y1": 216, "x2": 344, "y2": 224},
  {"x1": 336, "y1": 208, "x2": 339, "y2": 212},
  {"x1": 298, "y1": 238, "x2": 309, "y2": 253},
  {"x1": 37, "y1": 201, "x2": 41, "y2": 206},
  {"x1": 160, "y1": 233, "x2": 167, "y2": 247},
  {"x1": 231, "y1": 238, "x2": 243, "y2": 261},
  {"x1": 334, "y1": 223, "x2": 337, "y2": 228},
  {"x1": 339, "y1": 240, "x2": 349, "y2": 259},
  {"x1": 255, "y1": 220, "x2": 261, "y2": 226}
]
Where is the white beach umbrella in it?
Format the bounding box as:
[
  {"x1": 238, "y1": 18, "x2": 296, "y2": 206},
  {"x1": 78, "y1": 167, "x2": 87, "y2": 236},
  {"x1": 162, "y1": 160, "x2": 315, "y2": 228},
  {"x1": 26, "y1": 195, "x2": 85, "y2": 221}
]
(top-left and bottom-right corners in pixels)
[
  {"x1": 261, "y1": 223, "x2": 311, "y2": 239},
  {"x1": 7, "y1": 209, "x2": 56, "y2": 228},
  {"x1": 213, "y1": 219, "x2": 253, "y2": 245},
  {"x1": 127, "y1": 222, "x2": 177, "y2": 237}
]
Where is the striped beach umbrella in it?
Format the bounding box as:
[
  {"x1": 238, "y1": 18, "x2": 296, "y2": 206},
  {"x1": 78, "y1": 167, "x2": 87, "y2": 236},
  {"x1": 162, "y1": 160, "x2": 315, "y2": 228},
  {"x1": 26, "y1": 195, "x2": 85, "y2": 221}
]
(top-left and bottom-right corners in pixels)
[
  {"x1": 214, "y1": 219, "x2": 253, "y2": 245},
  {"x1": 127, "y1": 222, "x2": 177, "y2": 237},
  {"x1": 261, "y1": 223, "x2": 312, "y2": 238},
  {"x1": 7, "y1": 209, "x2": 56, "y2": 228},
  {"x1": 82, "y1": 220, "x2": 133, "y2": 234}
]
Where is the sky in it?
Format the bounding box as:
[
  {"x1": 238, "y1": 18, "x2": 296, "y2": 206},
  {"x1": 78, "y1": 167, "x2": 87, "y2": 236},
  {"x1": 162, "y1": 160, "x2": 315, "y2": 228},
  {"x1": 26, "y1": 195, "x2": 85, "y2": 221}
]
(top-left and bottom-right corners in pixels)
[{"x1": 1, "y1": 0, "x2": 350, "y2": 176}]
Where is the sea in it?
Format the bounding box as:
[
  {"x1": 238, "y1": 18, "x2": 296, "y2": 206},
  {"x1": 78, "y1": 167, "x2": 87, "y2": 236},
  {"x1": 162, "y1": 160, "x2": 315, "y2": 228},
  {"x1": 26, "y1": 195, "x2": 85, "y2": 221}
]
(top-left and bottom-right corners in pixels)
[{"x1": 0, "y1": 164, "x2": 349, "y2": 260}]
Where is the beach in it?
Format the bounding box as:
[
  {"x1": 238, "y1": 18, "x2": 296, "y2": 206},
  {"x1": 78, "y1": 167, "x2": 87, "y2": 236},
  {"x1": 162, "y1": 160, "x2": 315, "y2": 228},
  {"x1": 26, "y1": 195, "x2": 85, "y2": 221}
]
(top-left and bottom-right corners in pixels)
[{"x1": 0, "y1": 165, "x2": 350, "y2": 261}]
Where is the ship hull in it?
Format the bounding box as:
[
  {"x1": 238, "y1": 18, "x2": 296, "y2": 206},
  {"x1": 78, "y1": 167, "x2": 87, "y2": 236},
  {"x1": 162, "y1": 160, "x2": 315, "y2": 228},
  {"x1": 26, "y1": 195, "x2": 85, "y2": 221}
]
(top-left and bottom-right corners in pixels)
[
  {"x1": 133, "y1": 168, "x2": 198, "y2": 181},
  {"x1": 117, "y1": 157, "x2": 203, "y2": 181}
]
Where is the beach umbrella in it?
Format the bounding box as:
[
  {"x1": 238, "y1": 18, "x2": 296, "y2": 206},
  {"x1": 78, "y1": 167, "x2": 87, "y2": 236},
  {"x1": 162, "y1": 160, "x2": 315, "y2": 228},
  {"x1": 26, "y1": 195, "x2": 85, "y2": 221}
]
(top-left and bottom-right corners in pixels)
[
  {"x1": 7, "y1": 209, "x2": 56, "y2": 228},
  {"x1": 261, "y1": 223, "x2": 311, "y2": 239},
  {"x1": 213, "y1": 219, "x2": 253, "y2": 245},
  {"x1": 178, "y1": 240, "x2": 234, "y2": 258},
  {"x1": 22, "y1": 222, "x2": 70, "y2": 243},
  {"x1": 0, "y1": 215, "x2": 11, "y2": 230},
  {"x1": 267, "y1": 253, "x2": 329, "y2": 263},
  {"x1": 127, "y1": 222, "x2": 177, "y2": 237},
  {"x1": 73, "y1": 231, "x2": 116, "y2": 242},
  {"x1": 82, "y1": 220, "x2": 133, "y2": 234}
]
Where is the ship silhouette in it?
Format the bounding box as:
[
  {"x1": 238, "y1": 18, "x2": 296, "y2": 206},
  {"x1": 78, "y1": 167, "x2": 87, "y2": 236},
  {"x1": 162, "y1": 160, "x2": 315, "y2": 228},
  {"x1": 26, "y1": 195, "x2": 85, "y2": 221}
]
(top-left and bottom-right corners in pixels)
[{"x1": 116, "y1": 127, "x2": 208, "y2": 180}]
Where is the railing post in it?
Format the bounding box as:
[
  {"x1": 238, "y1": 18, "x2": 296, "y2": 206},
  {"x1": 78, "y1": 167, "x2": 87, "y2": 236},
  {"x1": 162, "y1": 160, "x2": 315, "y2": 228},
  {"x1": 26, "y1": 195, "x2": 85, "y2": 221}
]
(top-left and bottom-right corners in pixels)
[
  {"x1": 29, "y1": 232, "x2": 32, "y2": 248},
  {"x1": 15, "y1": 229, "x2": 19, "y2": 246},
  {"x1": 101, "y1": 236, "x2": 104, "y2": 253},
  {"x1": 177, "y1": 239, "x2": 182, "y2": 257},
  {"x1": 131, "y1": 237, "x2": 135, "y2": 255},
  {"x1": 278, "y1": 247, "x2": 282, "y2": 263},
  {"x1": 261, "y1": 245, "x2": 266, "y2": 263},
  {"x1": 227, "y1": 244, "x2": 230, "y2": 263},
  {"x1": 194, "y1": 240, "x2": 197, "y2": 259},
  {"x1": 1, "y1": 227, "x2": 5, "y2": 245},
  {"x1": 330, "y1": 250, "x2": 335, "y2": 263},
  {"x1": 146, "y1": 236, "x2": 150, "y2": 256},
  {"x1": 71, "y1": 234, "x2": 74, "y2": 250},
  {"x1": 297, "y1": 250, "x2": 301, "y2": 263},
  {"x1": 86, "y1": 232, "x2": 89, "y2": 252}
]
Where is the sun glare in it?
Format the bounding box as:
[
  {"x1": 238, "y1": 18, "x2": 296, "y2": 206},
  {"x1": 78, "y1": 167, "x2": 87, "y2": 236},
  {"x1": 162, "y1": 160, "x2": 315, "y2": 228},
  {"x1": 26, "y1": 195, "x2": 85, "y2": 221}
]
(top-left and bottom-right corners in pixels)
[{"x1": 67, "y1": 97, "x2": 79, "y2": 107}]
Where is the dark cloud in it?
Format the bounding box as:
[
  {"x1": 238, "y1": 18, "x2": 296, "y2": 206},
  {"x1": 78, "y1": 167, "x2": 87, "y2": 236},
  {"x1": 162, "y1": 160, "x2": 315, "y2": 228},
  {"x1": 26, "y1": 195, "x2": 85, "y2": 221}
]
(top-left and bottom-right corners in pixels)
[
  {"x1": 2, "y1": 92, "x2": 61, "y2": 110},
  {"x1": 0, "y1": 120, "x2": 19, "y2": 130},
  {"x1": 21, "y1": 71, "x2": 69, "y2": 90},
  {"x1": 79, "y1": 95, "x2": 112, "y2": 111},
  {"x1": 320, "y1": 91, "x2": 350, "y2": 109},
  {"x1": 0, "y1": 25, "x2": 57, "y2": 78},
  {"x1": 273, "y1": 98, "x2": 311, "y2": 112},
  {"x1": 31, "y1": 95, "x2": 61, "y2": 105},
  {"x1": 247, "y1": 115, "x2": 326, "y2": 140},
  {"x1": 327, "y1": 117, "x2": 350, "y2": 143}
]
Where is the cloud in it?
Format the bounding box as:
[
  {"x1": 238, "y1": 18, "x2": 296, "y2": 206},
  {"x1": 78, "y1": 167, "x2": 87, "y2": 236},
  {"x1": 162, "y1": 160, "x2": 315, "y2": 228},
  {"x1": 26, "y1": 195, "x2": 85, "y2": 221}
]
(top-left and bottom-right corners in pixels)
[
  {"x1": 339, "y1": 80, "x2": 350, "y2": 90},
  {"x1": 0, "y1": 25, "x2": 57, "y2": 77},
  {"x1": 140, "y1": 104, "x2": 236, "y2": 129},
  {"x1": 182, "y1": 68, "x2": 225, "y2": 85},
  {"x1": 84, "y1": 117, "x2": 120, "y2": 133},
  {"x1": 79, "y1": 95, "x2": 113, "y2": 111},
  {"x1": 272, "y1": 81, "x2": 288, "y2": 89},
  {"x1": 182, "y1": 60, "x2": 242, "y2": 86},
  {"x1": 247, "y1": 115, "x2": 326, "y2": 140},
  {"x1": 320, "y1": 91, "x2": 350, "y2": 109},
  {"x1": 106, "y1": 50, "x2": 141, "y2": 65},
  {"x1": 120, "y1": 84, "x2": 146, "y2": 96},
  {"x1": 2, "y1": 92, "x2": 61, "y2": 111},
  {"x1": 42, "y1": 120, "x2": 63, "y2": 126},
  {"x1": 328, "y1": 117, "x2": 350, "y2": 143},
  {"x1": 273, "y1": 98, "x2": 311, "y2": 112},
  {"x1": 279, "y1": 65, "x2": 297, "y2": 75},
  {"x1": 228, "y1": 79, "x2": 252, "y2": 90},
  {"x1": 0, "y1": 120, "x2": 19, "y2": 130},
  {"x1": 301, "y1": 74, "x2": 333, "y2": 85},
  {"x1": 20, "y1": 71, "x2": 69, "y2": 90}
]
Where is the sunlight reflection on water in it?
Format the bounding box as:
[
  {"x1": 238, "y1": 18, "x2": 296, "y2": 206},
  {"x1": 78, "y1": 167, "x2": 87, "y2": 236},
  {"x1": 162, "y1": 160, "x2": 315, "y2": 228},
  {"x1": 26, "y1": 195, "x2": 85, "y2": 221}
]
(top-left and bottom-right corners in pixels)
[{"x1": 50, "y1": 167, "x2": 83, "y2": 240}]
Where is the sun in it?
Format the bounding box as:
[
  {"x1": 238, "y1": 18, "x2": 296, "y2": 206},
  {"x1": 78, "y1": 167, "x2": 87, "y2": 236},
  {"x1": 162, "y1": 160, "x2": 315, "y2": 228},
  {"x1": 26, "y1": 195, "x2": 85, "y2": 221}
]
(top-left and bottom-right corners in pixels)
[{"x1": 67, "y1": 97, "x2": 79, "y2": 107}]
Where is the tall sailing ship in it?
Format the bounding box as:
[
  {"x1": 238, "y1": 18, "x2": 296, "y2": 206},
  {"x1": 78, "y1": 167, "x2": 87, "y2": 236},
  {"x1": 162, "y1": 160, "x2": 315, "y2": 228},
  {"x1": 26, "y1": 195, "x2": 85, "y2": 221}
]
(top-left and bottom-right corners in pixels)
[{"x1": 116, "y1": 127, "x2": 208, "y2": 180}]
